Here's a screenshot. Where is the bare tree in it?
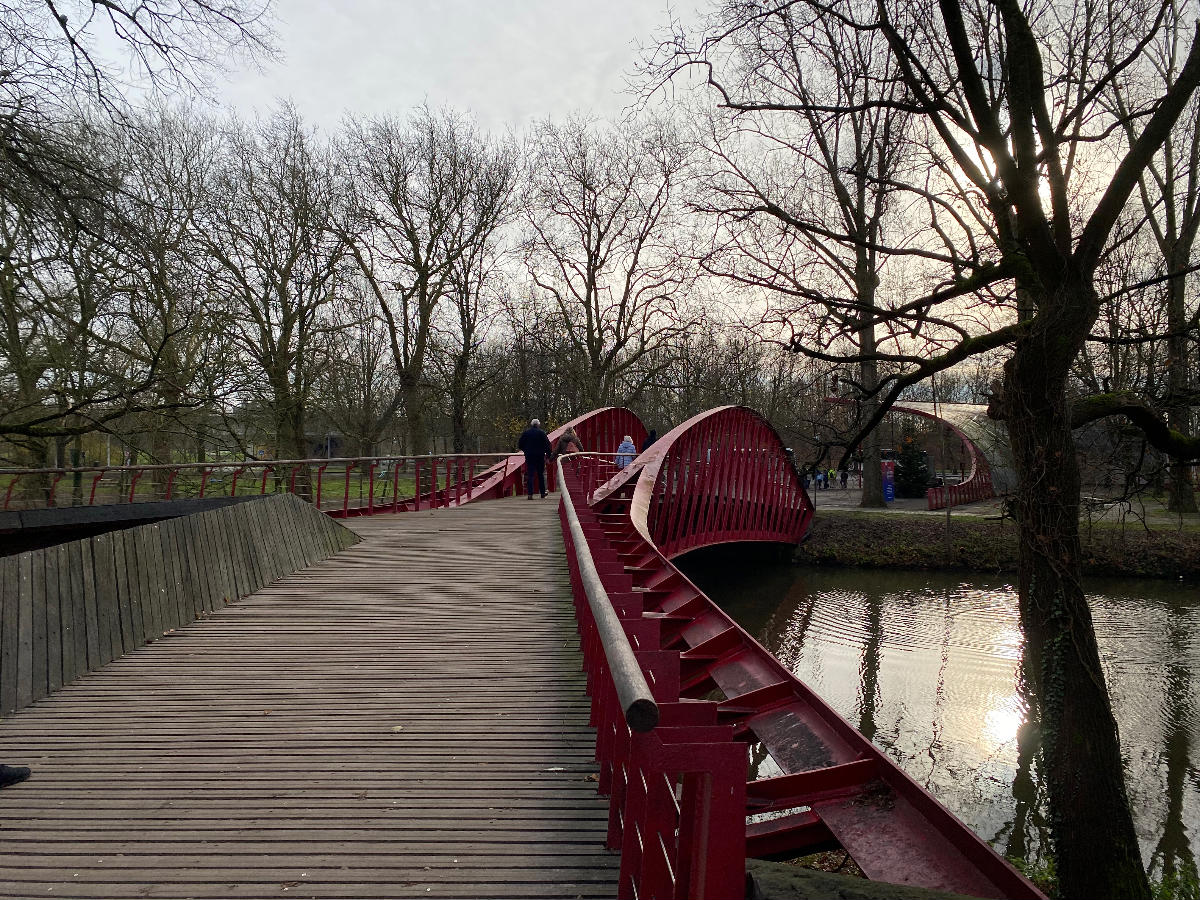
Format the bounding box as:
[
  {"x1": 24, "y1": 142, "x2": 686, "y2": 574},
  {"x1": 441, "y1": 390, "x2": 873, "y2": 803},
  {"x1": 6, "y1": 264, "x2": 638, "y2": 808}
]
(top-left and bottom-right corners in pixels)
[
  {"x1": 648, "y1": 0, "x2": 1200, "y2": 896},
  {"x1": 314, "y1": 282, "x2": 401, "y2": 457},
  {"x1": 660, "y1": 6, "x2": 912, "y2": 505},
  {"x1": 339, "y1": 107, "x2": 517, "y2": 454},
  {"x1": 1109, "y1": 5, "x2": 1200, "y2": 513},
  {"x1": 523, "y1": 116, "x2": 697, "y2": 409},
  {"x1": 0, "y1": 0, "x2": 274, "y2": 455},
  {"x1": 106, "y1": 107, "x2": 237, "y2": 477},
  {"x1": 0, "y1": 115, "x2": 179, "y2": 457},
  {"x1": 198, "y1": 105, "x2": 347, "y2": 461},
  {"x1": 429, "y1": 231, "x2": 510, "y2": 453}
]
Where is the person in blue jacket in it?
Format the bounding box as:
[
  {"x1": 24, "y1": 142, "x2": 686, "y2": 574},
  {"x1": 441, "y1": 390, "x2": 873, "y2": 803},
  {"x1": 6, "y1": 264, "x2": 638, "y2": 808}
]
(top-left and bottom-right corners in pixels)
[
  {"x1": 616, "y1": 435, "x2": 637, "y2": 469},
  {"x1": 517, "y1": 419, "x2": 553, "y2": 498}
]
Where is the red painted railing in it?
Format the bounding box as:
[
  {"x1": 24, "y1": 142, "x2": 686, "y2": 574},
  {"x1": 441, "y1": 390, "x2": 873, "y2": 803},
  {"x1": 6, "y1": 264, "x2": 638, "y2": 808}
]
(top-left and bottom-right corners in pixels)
[
  {"x1": 594, "y1": 406, "x2": 812, "y2": 559},
  {"x1": 559, "y1": 455, "x2": 748, "y2": 900},
  {"x1": 458, "y1": 407, "x2": 648, "y2": 502},
  {"x1": 1, "y1": 409, "x2": 650, "y2": 517},
  {"x1": 0, "y1": 455, "x2": 511, "y2": 516},
  {"x1": 562, "y1": 410, "x2": 1043, "y2": 897}
]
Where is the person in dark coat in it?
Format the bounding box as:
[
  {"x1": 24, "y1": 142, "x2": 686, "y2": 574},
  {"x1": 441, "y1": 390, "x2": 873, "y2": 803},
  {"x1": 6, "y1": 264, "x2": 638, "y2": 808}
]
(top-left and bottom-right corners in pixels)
[
  {"x1": 517, "y1": 418, "x2": 553, "y2": 499},
  {"x1": 640, "y1": 429, "x2": 658, "y2": 453}
]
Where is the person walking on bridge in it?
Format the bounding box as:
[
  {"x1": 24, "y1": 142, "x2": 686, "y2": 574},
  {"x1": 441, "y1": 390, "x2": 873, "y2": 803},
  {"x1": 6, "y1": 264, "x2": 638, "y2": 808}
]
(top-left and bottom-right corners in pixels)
[
  {"x1": 616, "y1": 435, "x2": 637, "y2": 469},
  {"x1": 554, "y1": 427, "x2": 584, "y2": 458},
  {"x1": 518, "y1": 418, "x2": 553, "y2": 499}
]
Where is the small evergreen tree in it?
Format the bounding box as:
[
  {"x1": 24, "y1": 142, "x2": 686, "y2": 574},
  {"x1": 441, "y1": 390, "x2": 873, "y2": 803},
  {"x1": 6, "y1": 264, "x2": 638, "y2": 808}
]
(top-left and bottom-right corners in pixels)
[{"x1": 895, "y1": 430, "x2": 931, "y2": 498}]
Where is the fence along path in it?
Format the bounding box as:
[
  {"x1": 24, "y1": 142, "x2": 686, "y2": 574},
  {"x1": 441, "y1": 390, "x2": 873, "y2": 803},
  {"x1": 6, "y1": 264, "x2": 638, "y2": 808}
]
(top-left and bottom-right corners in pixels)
[{"x1": 0, "y1": 497, "x2": 617, "y2": 899}]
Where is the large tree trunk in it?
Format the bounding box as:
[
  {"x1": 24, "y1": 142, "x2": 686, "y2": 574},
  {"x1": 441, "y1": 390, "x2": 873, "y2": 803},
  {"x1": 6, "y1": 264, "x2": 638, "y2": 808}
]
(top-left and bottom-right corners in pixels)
[
  {"x1": 401, "y1": 374, "x2": 429, "y2": 456},
  {"x1": 450, "y1": 355, "x2": 470, "y2": 454},
  {"x1": 859, "y1": 368, "x2": 885, "y2": 507},
  {"x1": 1003, "y1": 287, "x2": 1150, "y2": 900},
  {"x1": 1165, "y1": 249, "x2": 1197, "y2": 513},
  {"x1": 857, "y1": 264, "x2": 886, "y2": 507}
]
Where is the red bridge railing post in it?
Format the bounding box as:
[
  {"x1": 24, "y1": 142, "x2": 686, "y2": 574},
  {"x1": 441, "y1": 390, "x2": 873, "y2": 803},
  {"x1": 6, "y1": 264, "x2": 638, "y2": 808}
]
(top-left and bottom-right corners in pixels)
[{"x1": 89, "y1": 471, "x2": 106, "y2": 506}]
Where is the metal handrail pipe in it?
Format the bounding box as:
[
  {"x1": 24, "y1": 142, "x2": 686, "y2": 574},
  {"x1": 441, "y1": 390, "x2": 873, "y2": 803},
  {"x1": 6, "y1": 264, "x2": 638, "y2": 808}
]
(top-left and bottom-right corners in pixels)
[
  {"x1": 0, "y1": 452, "x2": 628, "y2": 478},
  {"x1": 557, "y1": 455, "x2": 658, "y2": 733},
  {"x1": 0, "y1": 454, "x2": 512, "y2": 477}
]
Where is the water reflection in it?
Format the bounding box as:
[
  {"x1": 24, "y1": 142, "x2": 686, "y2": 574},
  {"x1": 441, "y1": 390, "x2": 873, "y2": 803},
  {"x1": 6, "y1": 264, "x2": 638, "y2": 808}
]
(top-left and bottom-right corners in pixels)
[{"x1": 680, "y1": 553, "x2": 1200, "y2": 872}]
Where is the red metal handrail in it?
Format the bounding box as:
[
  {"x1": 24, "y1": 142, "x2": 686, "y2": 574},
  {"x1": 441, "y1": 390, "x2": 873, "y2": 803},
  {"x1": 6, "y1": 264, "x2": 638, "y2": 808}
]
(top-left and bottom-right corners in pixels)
[
  {"x1": 0, "y1": 454, "x2": 516, "y2": 514},
  {"x1": 558, "y1": 454, "x2": 747, "y2": 900},
  {"x1": 567, "y1": 425, "x2": 1044, "y2": 899}
]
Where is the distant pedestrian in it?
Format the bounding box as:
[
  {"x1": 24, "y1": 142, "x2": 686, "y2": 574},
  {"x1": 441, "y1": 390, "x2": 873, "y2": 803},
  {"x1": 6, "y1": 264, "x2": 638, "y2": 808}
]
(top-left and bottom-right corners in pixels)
[
  {"x1": 815, "y1": 470, "x2": 826, "y2": 490},
  {"x1": 840, "y1": 469, "x2": 848, "y2": 489},
  {"x1": 616, "y1": 435, "x2": 637, "y2": 469},
  {"x1": 0, "y1": 765, "x2": 30, "y2": 788},
  {"x1": 641, "y1": 429, "x2": 658, "y2": 452},
  {"x1": 802, "y1": 472, "x2": 810, "y2": 491},
  {"x1": 554, "y1": 427, "x2": 584, "y2": 458},
  {"x1": 517, "y1": 418, "x2": 553, "y2": 499}
]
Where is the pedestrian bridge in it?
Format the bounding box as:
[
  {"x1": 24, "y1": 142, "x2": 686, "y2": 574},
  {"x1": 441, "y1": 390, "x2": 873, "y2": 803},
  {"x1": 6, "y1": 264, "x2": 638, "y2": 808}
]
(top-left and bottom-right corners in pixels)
[{"x1": 0, "y1": 407, "x2": 1043, "y2": 899}]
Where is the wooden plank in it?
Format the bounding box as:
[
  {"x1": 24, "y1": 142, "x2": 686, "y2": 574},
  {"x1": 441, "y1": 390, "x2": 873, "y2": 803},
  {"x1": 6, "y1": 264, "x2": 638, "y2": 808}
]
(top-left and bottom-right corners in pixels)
[
  {"x1": 44, "y1": 547, "x2": 62, "y2": 694},
  {"x1": 0, "y1": 554, "x2": 18, "y2": 715},
  {"x1": 129, "y1": 527, "x2": 154, "y2": 646},
  {"x1": 177, "y1": 516, "x2": 208, "y2": 615},
  {"x1": 146, "y1": 524, "x2": 175, "y2": 634},
  {"x1": 197, "y1": 512, "x2": 225, "y2": 611},
  {"x1": 62, "y1": 541, "x2": 83, "y2": 683},
  {"x1": 248, "y1": 501, "x2": 276, "y2": 586},
  {"x1": 234, "y1": 504, "x2": 264, "y2": 593},
  {"x1": 30, "y1": 547, "x2": 47, "y2": 703},
  {"x1": 206, "y1": 509, "x2": 240, "y2": 604},
  {"x1": 137, "y1": 525, "x2": 161, "y2": 637},
  {"x1": 105, "y1": 532, "x2": 135, "y2": 656},
  {"x1": 135, "y1": 526, "x2": 161, "y2": 643},
  {"x1": 290, "y1": 498, "x2": 319, "y2": 565},
  {"x1": 55, "y1": 544, "x2": 76, "y2": 686},
  {"x1": 193, "y1": 512, "x2": 224, "y2": 608},
  {"x1": 257, "y1": 499, "x2": 285, "y2": 583},
  {"x1": 225, "y1": 506, "x2": 251, "y2": 599},
  {"x1": 163, "y1": 519, "x2": 190, "y2": 628},
  {"x1": 88, "y1": 534, "x2": 118, "y2": 664},
  {"x1": 0, "y1": 499, "x2": 612, "y2": 899},
  {"x1": 15, "y1": 551, "x2": 35, "y2": 710},
  {"x1": 183, "y1": 517, "x2": 210, "y2": 617},
  {"x1": 269, "y1": 496, "x2": 301, "y2": 575},
  {"x1": 77, "y1": 539, "x2": 102, "y2": 670},
  {"x1": 282, "y1": 497, "x2": 313, "y2": 569}
]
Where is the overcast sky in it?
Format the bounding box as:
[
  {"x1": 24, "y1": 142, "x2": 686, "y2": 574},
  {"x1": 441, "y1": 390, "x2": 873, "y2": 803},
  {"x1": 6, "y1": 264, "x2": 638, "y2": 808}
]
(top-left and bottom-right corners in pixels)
[{"x1": 213, "y1": 1, "x2": 692, "y2": 133}]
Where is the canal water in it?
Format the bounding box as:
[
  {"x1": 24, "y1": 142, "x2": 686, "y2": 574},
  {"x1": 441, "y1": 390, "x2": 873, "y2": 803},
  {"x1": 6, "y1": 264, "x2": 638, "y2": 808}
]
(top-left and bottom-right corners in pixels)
[{"x1": 677, "y1": 553, "x2": 1199, "y2": 879}]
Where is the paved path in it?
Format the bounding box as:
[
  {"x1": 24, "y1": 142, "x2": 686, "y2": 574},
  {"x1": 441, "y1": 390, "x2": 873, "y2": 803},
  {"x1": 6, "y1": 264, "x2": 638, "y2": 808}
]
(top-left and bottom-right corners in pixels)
[{"x1": 0, "y1": 497, "x2": 617, "y2": 898}]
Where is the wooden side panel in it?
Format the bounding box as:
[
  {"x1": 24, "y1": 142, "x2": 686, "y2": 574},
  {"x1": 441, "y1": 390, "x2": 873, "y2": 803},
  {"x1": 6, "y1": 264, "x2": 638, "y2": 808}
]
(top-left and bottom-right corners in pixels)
[
  {"x1": 44, "y1": 552, "x2": 61, "y2": 694},
  {"x1": 1, "y1": 496, "x2": 358, "y2": 717},
  {"x1": 0, "y1": 555, "x2": 18, "y2": 715},
  {"x1": 15, "y1": 552, "x2": 34, "y2": 710},
  {"x1": 77, "y1": 540, "x2": 101, "y2": 670},
  {"x1": 29, "y1": 550, "x2": 46, "y2": 704}
]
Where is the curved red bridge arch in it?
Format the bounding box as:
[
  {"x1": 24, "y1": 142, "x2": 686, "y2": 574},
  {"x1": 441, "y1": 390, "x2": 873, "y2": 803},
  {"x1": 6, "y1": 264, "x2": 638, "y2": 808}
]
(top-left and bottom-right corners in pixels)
[
  {"x1": 592, "y1": 405, "x2": 813, "y2": 558},
  {"x1": 557, "y1": 407, "x2": 1044, "y2": 900}
]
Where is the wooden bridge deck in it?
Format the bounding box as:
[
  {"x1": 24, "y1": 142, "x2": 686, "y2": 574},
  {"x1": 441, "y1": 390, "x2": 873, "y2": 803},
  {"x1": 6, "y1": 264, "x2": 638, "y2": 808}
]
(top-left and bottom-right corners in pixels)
[{"x1": 0, "y1": 497, "x2": 617, "y2": 898}]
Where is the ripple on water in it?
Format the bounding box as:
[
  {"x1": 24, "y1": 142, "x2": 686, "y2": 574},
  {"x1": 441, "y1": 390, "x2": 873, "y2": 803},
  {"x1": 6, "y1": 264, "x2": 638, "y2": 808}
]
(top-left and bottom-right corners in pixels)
[{"x1": 682, "y1": 560, "x2": 1200, "y2": 871}]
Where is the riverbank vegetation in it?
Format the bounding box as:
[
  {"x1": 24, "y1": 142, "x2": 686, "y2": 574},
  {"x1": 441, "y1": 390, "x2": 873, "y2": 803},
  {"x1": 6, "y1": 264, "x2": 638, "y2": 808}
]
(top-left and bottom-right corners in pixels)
[{"x1": 794, "y1": 510, "x2": 1200, "y2": 581}]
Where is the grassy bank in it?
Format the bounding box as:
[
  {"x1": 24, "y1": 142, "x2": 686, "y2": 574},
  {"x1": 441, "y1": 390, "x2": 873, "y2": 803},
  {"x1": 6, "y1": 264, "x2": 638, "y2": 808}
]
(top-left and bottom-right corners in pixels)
[{"x1": 794, "y1": 508, "x2": 1200, "y2": 580}]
